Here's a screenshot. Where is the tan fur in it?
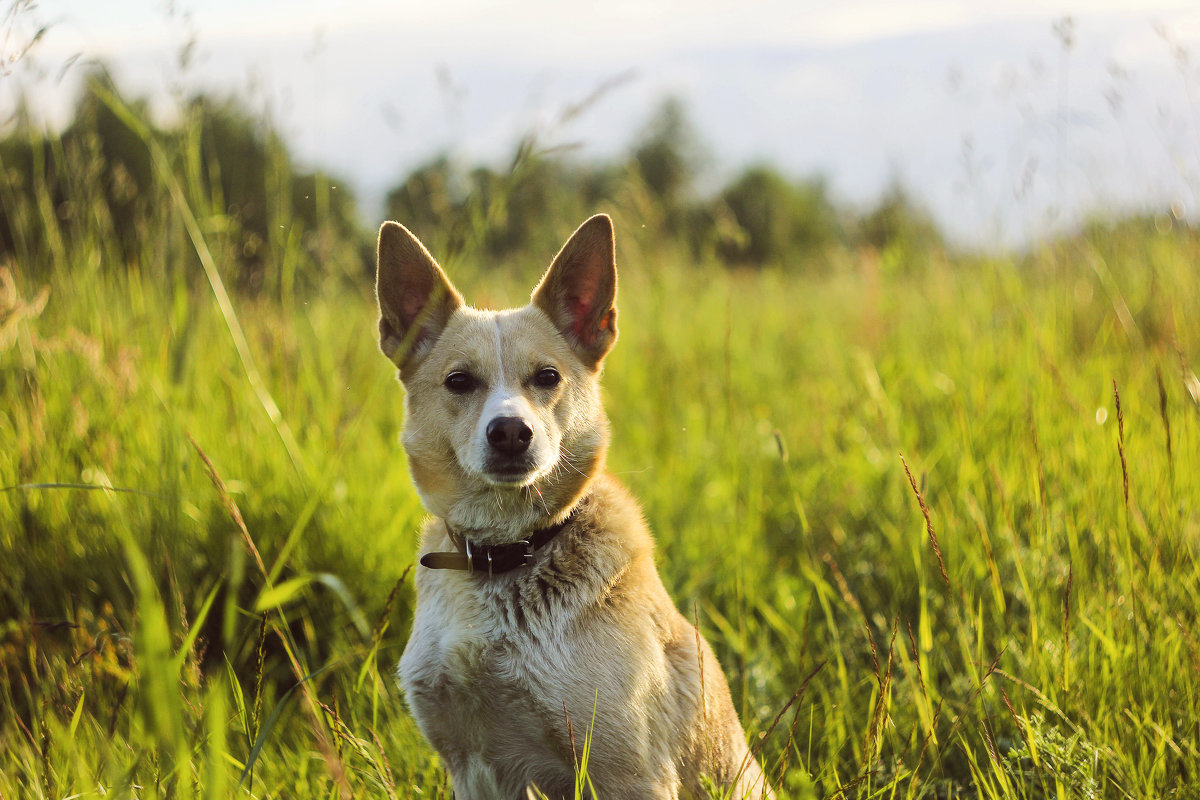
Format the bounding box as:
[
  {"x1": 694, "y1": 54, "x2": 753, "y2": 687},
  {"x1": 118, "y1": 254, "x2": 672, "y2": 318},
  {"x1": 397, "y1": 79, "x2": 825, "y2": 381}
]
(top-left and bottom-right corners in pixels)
[{"x1": 377, "y1": 215, "x2": 774, "y2": 799}]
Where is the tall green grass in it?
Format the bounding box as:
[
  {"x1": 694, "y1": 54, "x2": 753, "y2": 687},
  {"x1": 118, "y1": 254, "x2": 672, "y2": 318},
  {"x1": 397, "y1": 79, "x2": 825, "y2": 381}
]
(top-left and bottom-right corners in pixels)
[{"x1": 1, "y1": 84, "x2": 1198, "y2": 799}]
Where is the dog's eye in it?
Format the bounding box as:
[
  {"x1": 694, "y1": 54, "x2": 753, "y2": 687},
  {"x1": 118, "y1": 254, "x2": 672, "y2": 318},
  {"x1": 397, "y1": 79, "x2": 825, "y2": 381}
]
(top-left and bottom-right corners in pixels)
[
  {"x1": 532, "y1": 367, "x2": 561, "y2": 389},
  {"x1": 444, "y1": 371, "x2": 477, "y2": 394}
]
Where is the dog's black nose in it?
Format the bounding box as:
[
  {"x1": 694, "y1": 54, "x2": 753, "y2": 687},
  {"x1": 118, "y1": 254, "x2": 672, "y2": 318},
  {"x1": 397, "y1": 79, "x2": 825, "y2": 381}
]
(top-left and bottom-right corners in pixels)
[{"x1": 486, "y1": 416, "x2": 533, "y2": 455}]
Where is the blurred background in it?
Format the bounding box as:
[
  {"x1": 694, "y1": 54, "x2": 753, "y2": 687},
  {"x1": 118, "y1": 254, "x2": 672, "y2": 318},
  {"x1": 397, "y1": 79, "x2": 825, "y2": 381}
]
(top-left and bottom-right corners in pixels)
[{"x1": 5, "y1": 0, "x2": 1199, "y2": 263}]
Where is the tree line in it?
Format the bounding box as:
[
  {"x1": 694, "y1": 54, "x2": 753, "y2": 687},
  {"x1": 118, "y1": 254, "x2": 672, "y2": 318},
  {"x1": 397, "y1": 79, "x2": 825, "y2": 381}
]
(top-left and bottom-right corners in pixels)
[{"x1": 0, "y1": 72, "x2": 945, "y2": 294}]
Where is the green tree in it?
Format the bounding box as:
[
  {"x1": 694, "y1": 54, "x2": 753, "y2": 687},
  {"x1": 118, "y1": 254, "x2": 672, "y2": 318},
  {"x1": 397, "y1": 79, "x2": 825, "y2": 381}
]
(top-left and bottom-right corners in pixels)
[
  {"x1": 716, "y1": 166, "x2": 842, "y2": 268},
  {"x1": 856, "y1": 181, "x2": 942, "y2": 255},
  {"x1": 0, "y1": 69, "x2": 368, "y2": 292},
  {"x1": 0, "y1": 69, "x2": 159, "y2": 272},
  {"x1": 628, "y1": 97, "x2": 704, "y2": 235},
  {"x1": 383, "y1": 142, "x2": 613, "y2": 264}
]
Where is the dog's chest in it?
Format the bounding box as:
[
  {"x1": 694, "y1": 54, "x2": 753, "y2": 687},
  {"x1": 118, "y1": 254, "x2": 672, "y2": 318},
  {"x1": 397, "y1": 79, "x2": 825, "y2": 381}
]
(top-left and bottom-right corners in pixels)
[{"x1": 398, "y1": 570, "x2": 575, "y2": 751}]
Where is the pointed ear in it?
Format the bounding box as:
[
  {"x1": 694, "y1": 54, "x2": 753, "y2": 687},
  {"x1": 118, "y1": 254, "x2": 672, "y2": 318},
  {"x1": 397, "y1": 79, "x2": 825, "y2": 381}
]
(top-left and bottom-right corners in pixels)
[
  {"x1": 531, "y1": 214, "x2": 618, "y2": 368},
  {"x1": 376, "y1": 221, "x2": 463, "y2": 375}
]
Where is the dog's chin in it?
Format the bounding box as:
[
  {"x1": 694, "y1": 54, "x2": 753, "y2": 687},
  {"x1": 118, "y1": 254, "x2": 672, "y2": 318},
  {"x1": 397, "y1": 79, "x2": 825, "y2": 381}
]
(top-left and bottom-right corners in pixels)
[{"x1": 481, "y1": 463, "x2": 544, "y2": 488}]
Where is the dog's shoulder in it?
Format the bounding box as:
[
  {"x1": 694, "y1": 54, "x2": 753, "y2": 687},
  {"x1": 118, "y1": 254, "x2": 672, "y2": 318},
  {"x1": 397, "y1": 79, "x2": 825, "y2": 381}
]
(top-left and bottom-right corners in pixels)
[{"x1": 572, "y1": 473, "x2": 654, "y2": 561}]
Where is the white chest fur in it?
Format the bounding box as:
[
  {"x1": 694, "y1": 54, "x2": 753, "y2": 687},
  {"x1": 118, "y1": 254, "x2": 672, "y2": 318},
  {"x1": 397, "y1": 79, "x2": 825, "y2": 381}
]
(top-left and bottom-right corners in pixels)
[{"x1": 397, "y1": 563, "x2": 589, "y2": 796}]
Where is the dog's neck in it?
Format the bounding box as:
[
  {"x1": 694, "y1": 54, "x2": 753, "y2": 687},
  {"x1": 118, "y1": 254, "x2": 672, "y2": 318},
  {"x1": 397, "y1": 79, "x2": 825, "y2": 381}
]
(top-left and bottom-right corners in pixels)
[
  {"x1": 421, "y1": 502, "x2": 585, "y2": 575},
  {"x1": 443, "y1": 499, "x2": 565, "y2": 546},
  {"x1": 429, "y1": 479, "x2": 592, "y2": 547}
]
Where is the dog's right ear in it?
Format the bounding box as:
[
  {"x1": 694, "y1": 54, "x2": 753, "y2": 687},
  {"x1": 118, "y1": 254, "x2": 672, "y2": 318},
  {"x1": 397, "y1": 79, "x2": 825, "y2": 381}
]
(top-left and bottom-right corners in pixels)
[{"x1": 376, "y1": 222, "x2": 463, "y2": 375}]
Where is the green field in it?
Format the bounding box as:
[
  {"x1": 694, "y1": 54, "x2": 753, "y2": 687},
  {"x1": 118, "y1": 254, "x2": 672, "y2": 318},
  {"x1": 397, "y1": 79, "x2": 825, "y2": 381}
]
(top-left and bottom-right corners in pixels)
[{"x1": 2, "y1": 85, "x2": 1200, "y2": 799}]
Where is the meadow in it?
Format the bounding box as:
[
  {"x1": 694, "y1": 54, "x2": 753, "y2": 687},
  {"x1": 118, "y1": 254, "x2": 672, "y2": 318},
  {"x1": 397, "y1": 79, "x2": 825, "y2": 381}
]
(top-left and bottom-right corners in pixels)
[{"x1": 1, "y1": 83, "x2": 1199, "y2": 799}]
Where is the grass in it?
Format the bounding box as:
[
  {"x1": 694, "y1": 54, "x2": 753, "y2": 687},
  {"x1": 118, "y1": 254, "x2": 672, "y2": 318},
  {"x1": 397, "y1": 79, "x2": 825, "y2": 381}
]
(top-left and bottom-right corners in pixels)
[{"x1": 1, "y1": 89, "x2": 1199, "y2": 799}]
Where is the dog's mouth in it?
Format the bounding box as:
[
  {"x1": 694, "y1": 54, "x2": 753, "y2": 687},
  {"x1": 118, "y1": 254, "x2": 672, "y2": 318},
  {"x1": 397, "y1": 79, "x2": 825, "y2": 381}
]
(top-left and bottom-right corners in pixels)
[{"x1": 482, "y1": 457, "x2": 544, "y2": 487}]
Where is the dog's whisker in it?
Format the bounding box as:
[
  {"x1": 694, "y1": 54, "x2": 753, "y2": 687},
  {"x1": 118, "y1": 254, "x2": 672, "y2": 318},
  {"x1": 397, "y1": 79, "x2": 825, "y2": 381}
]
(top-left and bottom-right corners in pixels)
[
  {"x1": 558, "y1": 456, "x2": 588, "y2": 479},
  {"x1": 531, "y1": 484, "x2": 550, "y2": 516},
  {"x1": 555, "y1": 446, "x2": 590, "y2": 479}
]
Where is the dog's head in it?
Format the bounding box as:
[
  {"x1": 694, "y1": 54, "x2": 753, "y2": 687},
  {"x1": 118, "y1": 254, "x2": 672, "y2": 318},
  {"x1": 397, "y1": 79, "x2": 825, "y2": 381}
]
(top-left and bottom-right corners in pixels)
[{"x1": 376, "y1": 215, "x2": 618, "y2": 541}]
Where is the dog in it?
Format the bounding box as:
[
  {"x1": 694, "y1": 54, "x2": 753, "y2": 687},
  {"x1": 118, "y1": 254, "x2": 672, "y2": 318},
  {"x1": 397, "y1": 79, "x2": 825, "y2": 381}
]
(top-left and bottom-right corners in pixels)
[{"x1": 376, "y1": 214, "x2": 774, "y2": 799}]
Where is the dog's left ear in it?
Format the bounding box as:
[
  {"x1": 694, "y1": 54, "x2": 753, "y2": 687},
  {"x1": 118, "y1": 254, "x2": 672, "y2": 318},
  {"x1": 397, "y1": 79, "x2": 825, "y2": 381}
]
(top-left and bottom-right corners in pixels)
[{"x1": 532, "y1": 214, "x2": 618, "y2": 369}]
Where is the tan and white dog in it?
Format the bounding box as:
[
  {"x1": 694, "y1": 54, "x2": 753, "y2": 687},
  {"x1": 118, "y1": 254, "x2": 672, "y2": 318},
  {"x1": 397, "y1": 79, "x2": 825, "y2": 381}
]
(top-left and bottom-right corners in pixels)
[{"x1": 376, "y1": 214, "x2": 774, "y2": 799}]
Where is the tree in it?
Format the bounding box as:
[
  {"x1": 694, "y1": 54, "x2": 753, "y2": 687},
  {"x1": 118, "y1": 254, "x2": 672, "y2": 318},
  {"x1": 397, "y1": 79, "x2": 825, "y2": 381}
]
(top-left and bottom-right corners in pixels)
[
  {"x1": 856, "y1": 182, "x2": 942, "y2": 254},
  {"x1": 628, "y1": 97, "x2": 704, "y2": 234},
  {"x1": 716, "y1": 166, "x2": 843, "y2": 268},
  {"x1": 0, "y1": 69, "x2": 368, "y2": 291}
]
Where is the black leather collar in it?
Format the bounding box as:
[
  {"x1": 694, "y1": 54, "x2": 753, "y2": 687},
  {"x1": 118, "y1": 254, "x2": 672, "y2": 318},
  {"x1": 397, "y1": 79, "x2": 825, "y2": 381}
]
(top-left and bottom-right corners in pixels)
[{"x1": 419, "y1": 507, "x2": 579, "y2": 576}]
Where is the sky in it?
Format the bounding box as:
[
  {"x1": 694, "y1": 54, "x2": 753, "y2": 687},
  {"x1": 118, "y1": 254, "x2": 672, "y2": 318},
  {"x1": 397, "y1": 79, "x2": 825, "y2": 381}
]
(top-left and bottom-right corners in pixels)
[{"x1": 5, "y1": 0, "x2": 1200, "y2": 248}]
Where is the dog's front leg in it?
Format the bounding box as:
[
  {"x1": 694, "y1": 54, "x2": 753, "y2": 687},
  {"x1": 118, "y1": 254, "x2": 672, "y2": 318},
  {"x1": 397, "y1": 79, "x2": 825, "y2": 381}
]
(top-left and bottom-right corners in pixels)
[{"x1": 575, "y1": 735, "x2": 683, "y2": 800}]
